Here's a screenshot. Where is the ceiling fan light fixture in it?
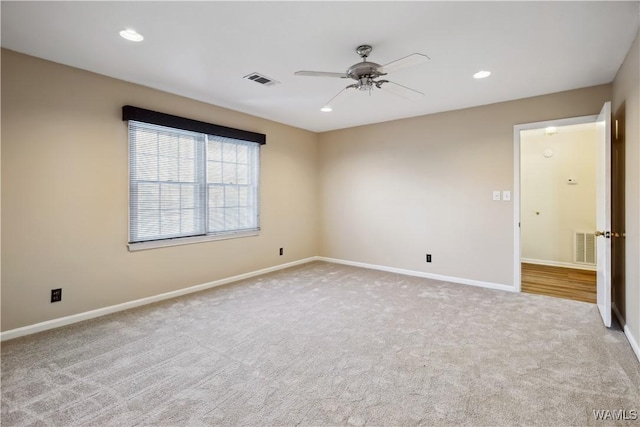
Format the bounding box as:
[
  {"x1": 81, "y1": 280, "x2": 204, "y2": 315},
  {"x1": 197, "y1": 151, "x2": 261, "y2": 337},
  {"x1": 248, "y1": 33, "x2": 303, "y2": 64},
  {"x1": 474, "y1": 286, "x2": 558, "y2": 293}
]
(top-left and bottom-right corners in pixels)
[
  {"x1": 473, "y1": 70, "x2": 491, "y2": 79},
  {"x1": 352, "y1": 77, "x2": 376, "y2": 92},
  {"x1": 320, "y1": 106, "x2": 333, "y2": 112},
  {"x1": 120, "y1": 29, "x2": 144, "y2": 42}
]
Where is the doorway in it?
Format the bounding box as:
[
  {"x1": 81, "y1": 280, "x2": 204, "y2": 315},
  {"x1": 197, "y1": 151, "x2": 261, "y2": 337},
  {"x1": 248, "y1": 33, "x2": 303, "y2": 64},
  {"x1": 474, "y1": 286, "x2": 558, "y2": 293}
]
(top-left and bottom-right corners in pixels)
[
  {"x1": 514, "y1": 104, "x2": 620, "y2": 327},
  {"x1": 519, "y1": 121, "x2": 598, "y2": 303},
  {"x1": 513, "y1": 115, "x2": 598, "y2": 300}
]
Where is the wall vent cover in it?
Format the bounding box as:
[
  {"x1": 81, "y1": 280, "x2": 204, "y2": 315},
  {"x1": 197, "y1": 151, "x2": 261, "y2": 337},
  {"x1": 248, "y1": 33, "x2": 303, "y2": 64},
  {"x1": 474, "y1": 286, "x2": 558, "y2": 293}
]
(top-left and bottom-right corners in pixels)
[
  {"x1": 574, "y1": 231, "x2": 596, "y2": 265},
  {"x1": 243, "y1": 72, "x2": 280, "y2": 87}
]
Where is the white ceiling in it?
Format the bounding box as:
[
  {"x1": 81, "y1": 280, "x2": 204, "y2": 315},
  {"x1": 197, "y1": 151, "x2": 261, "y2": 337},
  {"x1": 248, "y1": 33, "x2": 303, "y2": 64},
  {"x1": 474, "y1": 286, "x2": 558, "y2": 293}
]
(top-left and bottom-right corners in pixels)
[{"x1": 2, "y1": 1, "x2": 639, "y2": 133}]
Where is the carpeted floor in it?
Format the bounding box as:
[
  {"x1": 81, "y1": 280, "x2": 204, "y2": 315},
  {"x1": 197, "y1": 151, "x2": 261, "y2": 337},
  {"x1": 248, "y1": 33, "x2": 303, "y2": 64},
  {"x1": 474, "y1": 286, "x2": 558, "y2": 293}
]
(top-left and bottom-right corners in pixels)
[{"x1": 2, "y1": 261, "x2": 639, "y2": 426}]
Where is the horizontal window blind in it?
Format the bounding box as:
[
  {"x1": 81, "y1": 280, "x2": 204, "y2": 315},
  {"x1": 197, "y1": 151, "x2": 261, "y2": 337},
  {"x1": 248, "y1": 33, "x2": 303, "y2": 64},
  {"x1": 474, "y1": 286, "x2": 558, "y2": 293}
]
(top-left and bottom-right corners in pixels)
[
  {"x1": 206, "y1": 135, "x2": 260, "y2": 234},
  {"x1": 128, "y1": 120, "x2": 260, "y2": 244}
]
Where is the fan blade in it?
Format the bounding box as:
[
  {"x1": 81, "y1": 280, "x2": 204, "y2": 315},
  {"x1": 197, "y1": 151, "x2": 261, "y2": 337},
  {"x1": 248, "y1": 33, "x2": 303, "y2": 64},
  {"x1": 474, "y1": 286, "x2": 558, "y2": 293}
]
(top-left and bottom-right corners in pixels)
[
  {"x1": 294, "y1": 71, "x2": 348, "y2": 78},
  {"x1": 379, "y1": 53, "x2": 430, "y2": 74},
  {"x1": 323, "y1": 86, "x2": 355, "y2": 108},
  {"x1": 380, "y1": 81, "x2": 424, "y2": 101}
]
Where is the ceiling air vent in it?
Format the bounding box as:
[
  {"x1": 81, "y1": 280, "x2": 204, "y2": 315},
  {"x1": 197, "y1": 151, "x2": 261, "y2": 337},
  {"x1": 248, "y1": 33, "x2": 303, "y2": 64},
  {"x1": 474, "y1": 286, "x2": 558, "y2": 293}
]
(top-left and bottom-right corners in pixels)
[{"x1": 243, "y1": 72, "x2": 280, "y2": 87}]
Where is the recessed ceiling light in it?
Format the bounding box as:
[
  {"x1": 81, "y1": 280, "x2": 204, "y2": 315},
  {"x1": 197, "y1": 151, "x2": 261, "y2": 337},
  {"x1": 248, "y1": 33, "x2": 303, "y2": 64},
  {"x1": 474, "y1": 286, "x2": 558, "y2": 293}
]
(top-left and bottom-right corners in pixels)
[
  {"x1": 320, "y1": 106, "x2": 333, "y2": 112},
  {"x1": 473, "y1": 70, "x2": 491, "y2": 79},
  {"x1": 119, "y1": 29, "x2": 144, "y2": 42}
]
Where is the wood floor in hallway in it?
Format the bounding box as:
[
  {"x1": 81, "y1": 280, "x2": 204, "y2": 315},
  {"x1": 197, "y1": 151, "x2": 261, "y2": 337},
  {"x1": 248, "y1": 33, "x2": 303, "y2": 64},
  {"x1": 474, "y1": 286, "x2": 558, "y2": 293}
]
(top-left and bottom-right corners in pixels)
[{"x1": 521, "y1": 263, "x2": 597, "y2": 304}]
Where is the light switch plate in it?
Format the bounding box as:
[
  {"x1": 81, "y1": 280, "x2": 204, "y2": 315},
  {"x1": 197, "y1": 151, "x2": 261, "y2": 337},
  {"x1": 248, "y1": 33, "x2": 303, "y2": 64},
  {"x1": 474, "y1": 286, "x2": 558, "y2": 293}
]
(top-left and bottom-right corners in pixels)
[
  {"x1": 502, "y1": 191, "x2": 511, "y2": 201},
  {"x1": 492, "y1": 191, "x2": 501, "y2": 201}
]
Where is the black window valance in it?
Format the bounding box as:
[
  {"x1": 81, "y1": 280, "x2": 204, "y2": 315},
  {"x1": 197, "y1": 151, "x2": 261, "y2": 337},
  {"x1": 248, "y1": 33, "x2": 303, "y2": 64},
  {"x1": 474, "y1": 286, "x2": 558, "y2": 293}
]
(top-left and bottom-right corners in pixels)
[{"x1": 122, "y1": 105, "x2": 266, "y2": 145}]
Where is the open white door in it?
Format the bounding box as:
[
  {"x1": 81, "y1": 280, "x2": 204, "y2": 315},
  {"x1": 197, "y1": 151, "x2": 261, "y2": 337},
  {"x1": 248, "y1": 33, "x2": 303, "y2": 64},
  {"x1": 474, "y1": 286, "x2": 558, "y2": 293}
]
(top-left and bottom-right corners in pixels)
[{"x1": 596, "y1": 101, "x2": 612, "y2": 327}]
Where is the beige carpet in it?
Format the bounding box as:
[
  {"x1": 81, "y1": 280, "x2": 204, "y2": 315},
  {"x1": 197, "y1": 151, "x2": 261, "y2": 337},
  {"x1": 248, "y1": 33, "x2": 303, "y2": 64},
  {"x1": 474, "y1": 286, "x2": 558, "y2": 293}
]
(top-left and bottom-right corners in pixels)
[{"x1": 2, "y1": 261, "x2": 639, "y2": 426}]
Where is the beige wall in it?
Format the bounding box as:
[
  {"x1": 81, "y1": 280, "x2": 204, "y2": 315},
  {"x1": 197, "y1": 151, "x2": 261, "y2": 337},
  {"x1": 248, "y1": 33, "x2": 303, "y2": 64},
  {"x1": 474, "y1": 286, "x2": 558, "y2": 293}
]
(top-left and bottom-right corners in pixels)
[
  {"x1": 612, "y1": 30, "x2": 640, "y2": 349},
  {"x1": 521, "y1": 125, "x2": 597, "y2": 267},
  {"x1": 1, "y1": 49, "x2": 320, "y2": 331},
  {"x1": 3, "y1": 40, "x2": 636, "y2": 356},
  {"x1": 319, "y1": 85, "x2": 611, "y2": 286}
]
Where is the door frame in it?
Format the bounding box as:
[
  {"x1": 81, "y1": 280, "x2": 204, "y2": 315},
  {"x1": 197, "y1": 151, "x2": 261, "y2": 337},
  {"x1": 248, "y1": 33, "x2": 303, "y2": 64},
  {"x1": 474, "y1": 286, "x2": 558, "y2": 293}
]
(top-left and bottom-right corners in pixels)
[{"x1": 513, "y1": 114, "x2": 598, "y2": 292}]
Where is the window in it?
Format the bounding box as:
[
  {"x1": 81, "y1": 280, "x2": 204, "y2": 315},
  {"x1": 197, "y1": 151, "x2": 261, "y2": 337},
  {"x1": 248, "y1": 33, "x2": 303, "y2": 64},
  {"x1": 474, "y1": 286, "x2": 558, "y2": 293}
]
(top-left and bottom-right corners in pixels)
[{"x1": 124, "y1": 106, "x2": 264, "y2": 250}]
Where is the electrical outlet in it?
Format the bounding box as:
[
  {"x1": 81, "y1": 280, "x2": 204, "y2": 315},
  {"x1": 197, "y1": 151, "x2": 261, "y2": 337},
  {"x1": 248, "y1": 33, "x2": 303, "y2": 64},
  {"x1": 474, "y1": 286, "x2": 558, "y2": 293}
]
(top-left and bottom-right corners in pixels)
[
  {"x1": 426, "y1": 254, "x2": 432, "y2": 263},
  {"x1": 51, "y1": 288, "x2": 62, "y2": 303},
  {"x1": 279, "y1": 248, "x2": 283, "y2": 256}
]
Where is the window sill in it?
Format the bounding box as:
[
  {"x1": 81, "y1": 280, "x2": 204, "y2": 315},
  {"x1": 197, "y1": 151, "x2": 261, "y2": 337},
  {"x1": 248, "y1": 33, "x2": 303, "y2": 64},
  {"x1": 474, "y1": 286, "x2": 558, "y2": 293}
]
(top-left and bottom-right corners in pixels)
[{"x1": 128, "y1": 230, "x2": 259, "y2": 252}]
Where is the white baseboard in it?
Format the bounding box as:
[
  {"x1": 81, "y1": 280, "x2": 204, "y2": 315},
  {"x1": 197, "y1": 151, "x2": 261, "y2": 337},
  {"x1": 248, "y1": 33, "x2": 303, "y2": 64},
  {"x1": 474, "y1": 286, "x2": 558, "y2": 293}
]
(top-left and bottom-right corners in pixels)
[
  {"x1": 317, "y1": 257, "x2": 515, "y2": 293},
  {"x1": 6, "y1": 255, "x2": 636, "y2": 363},
  {"x1": 0, "y1": 257, "x2": 318, "y2": 342},
  {"x1": 612, "y1": 303, "x2": 640, "y2": 363},
  {"x1": 624, "y1": 326, "x2": 640, "y2": 363},
  {"x1": 0, "y1": 255, "x2": 514, "y2": 342},
  {"x1": 521, "y1": 258, "x2": 596, "y2": 271}
]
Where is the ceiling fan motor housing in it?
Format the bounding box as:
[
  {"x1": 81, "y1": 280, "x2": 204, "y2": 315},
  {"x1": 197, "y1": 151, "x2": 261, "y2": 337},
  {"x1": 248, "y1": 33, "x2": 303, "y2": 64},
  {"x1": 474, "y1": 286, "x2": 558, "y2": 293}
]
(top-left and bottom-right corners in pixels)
[{"x1": 346, "y1": 62, "x2": 384, "y2": 80}]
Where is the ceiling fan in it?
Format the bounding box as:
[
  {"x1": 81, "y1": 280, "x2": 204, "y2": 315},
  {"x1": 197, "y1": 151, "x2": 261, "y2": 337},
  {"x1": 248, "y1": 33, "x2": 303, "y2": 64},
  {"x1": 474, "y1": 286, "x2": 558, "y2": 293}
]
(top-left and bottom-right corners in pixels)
[{"x1": 294, "y1": 44, "x2": 430, "y2": 109}]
